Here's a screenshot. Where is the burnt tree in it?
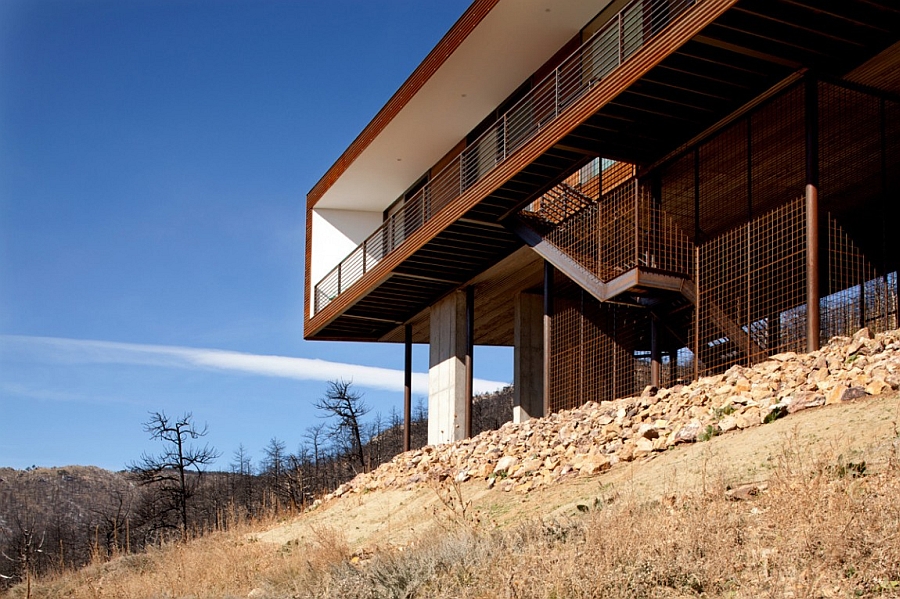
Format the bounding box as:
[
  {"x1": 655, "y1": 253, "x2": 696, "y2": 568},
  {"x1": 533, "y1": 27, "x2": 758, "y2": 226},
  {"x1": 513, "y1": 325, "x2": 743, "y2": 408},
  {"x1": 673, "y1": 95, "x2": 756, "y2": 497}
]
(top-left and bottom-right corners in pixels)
[{"x1": 129, "y1": 412, "x2": 220, "y2": 540}]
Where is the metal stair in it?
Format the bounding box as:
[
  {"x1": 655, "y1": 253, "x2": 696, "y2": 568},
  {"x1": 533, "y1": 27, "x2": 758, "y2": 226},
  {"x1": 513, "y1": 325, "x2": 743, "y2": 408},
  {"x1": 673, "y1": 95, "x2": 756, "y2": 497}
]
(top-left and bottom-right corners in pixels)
[{"x1": 509, "y1": 175, "x2": 764, "y2": 369}]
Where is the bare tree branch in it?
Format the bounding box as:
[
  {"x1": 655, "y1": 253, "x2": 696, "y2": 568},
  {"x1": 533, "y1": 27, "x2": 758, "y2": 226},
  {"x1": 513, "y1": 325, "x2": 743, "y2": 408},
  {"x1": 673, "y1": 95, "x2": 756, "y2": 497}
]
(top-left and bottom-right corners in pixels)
[
  {"x1": 128, "y1": 412, "x2": 220, "y2": 540},
  {"x1": 314, "y1": 380, "x2": 370, "y2": 471}
]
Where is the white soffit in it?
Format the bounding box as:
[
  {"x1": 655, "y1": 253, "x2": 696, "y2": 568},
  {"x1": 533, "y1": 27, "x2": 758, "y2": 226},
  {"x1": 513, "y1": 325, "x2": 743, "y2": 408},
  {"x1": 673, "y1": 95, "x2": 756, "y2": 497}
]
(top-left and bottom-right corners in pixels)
[{"x1": 315, "y1": 0, "x2": 612, "y2": 212}]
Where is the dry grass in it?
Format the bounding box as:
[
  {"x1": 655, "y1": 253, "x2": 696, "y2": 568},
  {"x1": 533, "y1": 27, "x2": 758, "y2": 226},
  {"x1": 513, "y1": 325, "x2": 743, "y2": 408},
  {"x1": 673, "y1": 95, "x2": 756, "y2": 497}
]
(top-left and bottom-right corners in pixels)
[
  {"x1": 8, "y1": 423, "x2": 900, "y2": 599},
  {"x1": 303, "y1": 444, "x2": 900, "y2": 599}
]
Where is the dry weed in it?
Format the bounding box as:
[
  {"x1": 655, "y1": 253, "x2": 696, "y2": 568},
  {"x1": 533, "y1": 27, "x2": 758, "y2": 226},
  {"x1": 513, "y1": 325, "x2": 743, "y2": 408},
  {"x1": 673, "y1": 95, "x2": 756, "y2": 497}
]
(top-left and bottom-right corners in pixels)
[{"x1": 9, "y1": 434, "x2": 900, "y2": 598}]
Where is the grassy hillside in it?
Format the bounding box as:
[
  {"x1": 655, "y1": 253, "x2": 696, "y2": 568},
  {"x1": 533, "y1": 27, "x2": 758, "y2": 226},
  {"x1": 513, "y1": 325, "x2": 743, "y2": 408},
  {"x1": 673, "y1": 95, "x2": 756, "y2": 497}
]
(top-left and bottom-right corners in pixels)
[
  {"x1": 7, "y1": 393, "x2": 899, "y2": 598},
  {"x1": 0, "y1": 387, "x2": 514, "y2": 591},
  {"x1": 5, "y1": 332, "x2": 900, "y2": 598}
]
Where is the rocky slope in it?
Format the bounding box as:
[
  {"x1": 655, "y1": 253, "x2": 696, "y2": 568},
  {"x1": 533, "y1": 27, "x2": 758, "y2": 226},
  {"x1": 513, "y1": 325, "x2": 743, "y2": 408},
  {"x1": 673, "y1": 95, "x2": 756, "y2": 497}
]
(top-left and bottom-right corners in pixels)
[{"x1": 323, "y1": 327, "x2": 900, "y2": 501}]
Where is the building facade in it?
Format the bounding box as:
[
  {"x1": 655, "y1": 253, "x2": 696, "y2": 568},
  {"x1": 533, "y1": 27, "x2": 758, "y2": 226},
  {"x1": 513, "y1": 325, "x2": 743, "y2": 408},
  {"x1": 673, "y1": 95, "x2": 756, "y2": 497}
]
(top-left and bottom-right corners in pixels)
[{"x1": 305, "y1": 0, "x2": 900, "y2": 446}]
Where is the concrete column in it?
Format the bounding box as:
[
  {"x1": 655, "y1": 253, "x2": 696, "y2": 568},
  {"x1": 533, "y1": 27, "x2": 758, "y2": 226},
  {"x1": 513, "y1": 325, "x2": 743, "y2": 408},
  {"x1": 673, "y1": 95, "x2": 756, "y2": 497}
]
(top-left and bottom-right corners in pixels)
[
  {"x1": 428, "y1": 291, "x2": 467, "y2": 445},
  {"x1": 514, "y1": 292, "x2": 544, "y2": 423}
]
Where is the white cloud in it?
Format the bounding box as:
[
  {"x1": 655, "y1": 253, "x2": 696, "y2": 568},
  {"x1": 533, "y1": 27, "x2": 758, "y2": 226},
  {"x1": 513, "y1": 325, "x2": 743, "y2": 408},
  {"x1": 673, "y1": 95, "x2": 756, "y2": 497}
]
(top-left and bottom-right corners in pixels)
[{"x1": 0, "y1": 335, "x2": 509, "y2": 394}]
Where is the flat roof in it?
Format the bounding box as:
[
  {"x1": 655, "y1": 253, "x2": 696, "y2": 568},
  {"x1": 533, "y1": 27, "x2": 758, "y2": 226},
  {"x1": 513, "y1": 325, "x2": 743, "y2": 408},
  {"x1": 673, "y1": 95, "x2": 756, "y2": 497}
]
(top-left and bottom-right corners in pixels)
[{"x1": 307, "y1": 0, "x2": 613, "y2": 213}]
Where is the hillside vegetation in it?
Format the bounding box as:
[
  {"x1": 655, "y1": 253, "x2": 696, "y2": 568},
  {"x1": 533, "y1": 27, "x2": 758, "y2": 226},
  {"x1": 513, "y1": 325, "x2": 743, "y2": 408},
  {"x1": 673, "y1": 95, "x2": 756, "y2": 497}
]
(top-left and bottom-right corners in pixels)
[
  {"x1": 5, "y1": 330, "x2": 900, "y2": 598},
  {"x1": 0, "y1": 388, "x2": 513, "y2": 590}
]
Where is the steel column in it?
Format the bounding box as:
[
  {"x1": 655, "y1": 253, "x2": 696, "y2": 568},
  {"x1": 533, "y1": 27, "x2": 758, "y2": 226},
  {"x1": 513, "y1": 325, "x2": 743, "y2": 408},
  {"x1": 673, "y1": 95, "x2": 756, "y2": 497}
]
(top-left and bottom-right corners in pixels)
[
  {"x1": 805, "y1": 76, "x2": 820, "y2": 351},
  {"x1": 464, "y1": 286, "x2": 474, "y2": 438},
  {"x1": 693, "y1": 245, "x2": 700, "y2": 380},
  {"x1": 543, "y1": 261, "x2": 554, "y2": 415},
  {"x1": 650, "y1": 316, "x2": 661, "y2": 388},
  {"x1": 403, "y1": 323, "x2": 412, "y2": 453}
]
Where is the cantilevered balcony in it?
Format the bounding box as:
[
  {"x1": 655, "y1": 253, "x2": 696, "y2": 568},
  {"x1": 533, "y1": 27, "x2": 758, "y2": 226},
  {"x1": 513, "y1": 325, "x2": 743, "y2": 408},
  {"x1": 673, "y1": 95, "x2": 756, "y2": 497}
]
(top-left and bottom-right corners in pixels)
[
  {"x1": 307, "y1": 0, "x2": 900, "y2": 341},
  {"x1": 313, "y1": 0, "x2": 701, "y2": 316}
]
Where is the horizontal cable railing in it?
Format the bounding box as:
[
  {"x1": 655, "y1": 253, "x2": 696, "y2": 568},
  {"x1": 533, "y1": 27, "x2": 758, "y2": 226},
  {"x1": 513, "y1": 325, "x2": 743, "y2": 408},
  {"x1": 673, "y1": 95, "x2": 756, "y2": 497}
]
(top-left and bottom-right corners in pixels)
[{"x1": 314, "y1": 0, "x2": 701, "y2": 315}]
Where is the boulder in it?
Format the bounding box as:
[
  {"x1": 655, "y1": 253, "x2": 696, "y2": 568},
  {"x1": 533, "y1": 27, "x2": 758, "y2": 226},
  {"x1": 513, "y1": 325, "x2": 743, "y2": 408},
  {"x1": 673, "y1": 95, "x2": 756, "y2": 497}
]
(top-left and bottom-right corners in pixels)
[{"x1": 493, "y1": 455, "x2": 519, "y2": 475}]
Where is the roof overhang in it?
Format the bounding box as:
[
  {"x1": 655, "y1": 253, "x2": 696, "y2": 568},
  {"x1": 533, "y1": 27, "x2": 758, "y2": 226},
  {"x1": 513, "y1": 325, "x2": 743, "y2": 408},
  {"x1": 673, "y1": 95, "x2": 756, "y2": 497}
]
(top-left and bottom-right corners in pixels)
[{"x1": 307, "y1": 0, "x2": 614, "y2": 212}]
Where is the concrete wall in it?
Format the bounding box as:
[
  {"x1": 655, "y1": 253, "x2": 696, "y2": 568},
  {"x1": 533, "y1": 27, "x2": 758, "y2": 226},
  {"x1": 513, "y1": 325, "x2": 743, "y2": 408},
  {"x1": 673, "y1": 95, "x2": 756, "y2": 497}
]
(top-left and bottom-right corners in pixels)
[{"x1": 310, "y1": 208, "x2": 382, "y2": 316}]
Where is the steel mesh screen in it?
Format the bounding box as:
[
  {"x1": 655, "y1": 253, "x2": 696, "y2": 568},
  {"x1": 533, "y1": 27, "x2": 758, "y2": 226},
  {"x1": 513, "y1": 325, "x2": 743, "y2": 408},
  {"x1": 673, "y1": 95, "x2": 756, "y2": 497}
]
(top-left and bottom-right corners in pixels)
[
  {"x1": 698, "y1": 119, "x2": 748, "y2": 240},
  {"x1": 659, "y1": 151, "x2": 696, "y2": 242},
  {"x1": 825, "y1": 215, "x2": 899, "y2": 338},
  {"x1": 819, "y1": 82, "x2": 882, "y2": 223},
  {"x1": 536, "y1": 177, "x2": 693, "y2": 283},
  {"x1": 695, "y1": 197, "x2": 807, "y2": 375},
  {"x1": 542, "y1": 79, "x2": 898, "y2": 410},
  {"x1": 819, "y1": 81, "x2": 900, "y2": 338},
  {"x1": 659, "y1": 85, "x2": 805, "y2": 243},
  {"x1": 750, "y1": 87, "x2": 805, "y2": 218},
  {"x1": 549, "y1": 276, "x2": 647, "y2": 413}
]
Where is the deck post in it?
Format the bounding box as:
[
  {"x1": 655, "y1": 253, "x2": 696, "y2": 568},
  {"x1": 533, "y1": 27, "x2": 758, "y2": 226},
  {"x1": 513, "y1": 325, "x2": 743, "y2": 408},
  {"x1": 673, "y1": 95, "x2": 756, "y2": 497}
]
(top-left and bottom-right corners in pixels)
[
  {"x1": 543, "y1": 261, "x2": 555, "y2": 415},
  {"x1": 805, "y1": 76, "x2": 820, "y2": 352},
  {"x1": 650, "y1": 316, "x2": 661, "y2": 388},
  {"x1": 693, "y1": 245, "x2": 701, "y2": 379},
  {"x1": 428, "y1": 291, "x2": 468, "y2": 445},
  {"x1": 465, "y1": 286, "x2": 474, "y2": 438},
  {"x1": 403, "y1": 323, "x2": 412, "y2": 453}
]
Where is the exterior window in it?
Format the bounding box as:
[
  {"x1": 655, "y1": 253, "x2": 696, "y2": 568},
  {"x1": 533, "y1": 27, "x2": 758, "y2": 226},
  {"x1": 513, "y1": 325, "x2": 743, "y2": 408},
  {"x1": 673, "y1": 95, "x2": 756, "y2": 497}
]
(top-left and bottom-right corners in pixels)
[{"x1": 383, "y1": 176, "x2": 427, "y2": 252}]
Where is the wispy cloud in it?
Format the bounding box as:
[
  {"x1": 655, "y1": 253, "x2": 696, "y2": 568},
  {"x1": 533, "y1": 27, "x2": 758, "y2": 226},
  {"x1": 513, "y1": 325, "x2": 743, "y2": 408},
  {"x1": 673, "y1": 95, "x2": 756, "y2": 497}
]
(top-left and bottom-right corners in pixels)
[{"x1": 0, "y1": 335, "x2": 509, "y2": 394}]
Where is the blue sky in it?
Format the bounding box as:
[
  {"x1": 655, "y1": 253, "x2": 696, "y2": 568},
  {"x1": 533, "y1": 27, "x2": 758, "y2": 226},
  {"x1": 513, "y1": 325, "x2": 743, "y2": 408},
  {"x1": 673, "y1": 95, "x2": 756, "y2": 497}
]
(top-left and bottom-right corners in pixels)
[{"x1": 0, "y1": 0, "x2": 512, "y2": 471}]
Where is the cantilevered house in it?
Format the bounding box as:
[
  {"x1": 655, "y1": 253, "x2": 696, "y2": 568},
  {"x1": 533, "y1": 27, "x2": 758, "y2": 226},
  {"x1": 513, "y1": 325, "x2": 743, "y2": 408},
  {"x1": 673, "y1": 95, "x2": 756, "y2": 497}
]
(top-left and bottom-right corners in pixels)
[{"x1": 305, "y1": 0, "x2": 900, "y2": 447}]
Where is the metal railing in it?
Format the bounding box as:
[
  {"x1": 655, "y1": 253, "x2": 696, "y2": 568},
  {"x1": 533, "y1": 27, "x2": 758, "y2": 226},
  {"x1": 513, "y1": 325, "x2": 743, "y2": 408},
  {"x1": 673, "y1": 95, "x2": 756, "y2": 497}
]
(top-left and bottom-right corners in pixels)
[
  {"x1": 314, "y1": 0, "x2": 700, "y2": 314},
  {"x1": 532, "y1": 177, "x2": 694, "y2": 283}
]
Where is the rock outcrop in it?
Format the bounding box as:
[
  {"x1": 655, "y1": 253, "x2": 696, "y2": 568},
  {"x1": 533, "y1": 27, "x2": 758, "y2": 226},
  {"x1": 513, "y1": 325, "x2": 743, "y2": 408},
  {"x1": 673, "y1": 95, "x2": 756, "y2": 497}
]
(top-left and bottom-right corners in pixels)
[{"x1": 321, "y1": 328, "x2": 900, "y2": 501}]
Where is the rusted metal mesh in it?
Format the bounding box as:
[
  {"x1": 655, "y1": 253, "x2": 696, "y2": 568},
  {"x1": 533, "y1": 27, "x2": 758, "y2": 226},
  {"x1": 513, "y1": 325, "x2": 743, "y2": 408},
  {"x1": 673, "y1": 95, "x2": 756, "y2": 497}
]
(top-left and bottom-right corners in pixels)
[
  {"x1": 819, "y1": 80, "x2": 899, "y2": 339},
  {"x1": 549, "y1": 278, "x2": 645, "y2": 411},
  {"x1": 694, "y1": 197, "x2": 807, "y2": 376},
  {"x1": 545, "y1": 79, "x2": 899, "y2": 412},
  {"x1": 528, "y1": 166, "x2": 693, "y2": 284},
  {"x1": 825, "y1": 215, "x2": 899, "y2": 338},
  {"x1": 660, "y1": 84, "x2": 805, "y2": 244},
  {"x1": 548, "y1": 276, "x2": 693, "y2": 412}
]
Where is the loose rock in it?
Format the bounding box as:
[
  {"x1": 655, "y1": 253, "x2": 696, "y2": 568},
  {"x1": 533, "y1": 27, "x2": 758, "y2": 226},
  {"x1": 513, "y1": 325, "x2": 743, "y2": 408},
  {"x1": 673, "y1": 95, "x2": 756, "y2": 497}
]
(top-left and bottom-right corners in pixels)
[{"x1": 317, "y1": 328, "x2": 900, "y2": 502}]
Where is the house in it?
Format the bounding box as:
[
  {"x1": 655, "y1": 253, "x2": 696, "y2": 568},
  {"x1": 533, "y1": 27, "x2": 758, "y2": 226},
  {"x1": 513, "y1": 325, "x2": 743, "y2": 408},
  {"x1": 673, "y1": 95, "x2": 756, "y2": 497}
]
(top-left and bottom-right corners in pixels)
[{"x1": 305, "y1": 0, "x2": 900, "y2": 448}]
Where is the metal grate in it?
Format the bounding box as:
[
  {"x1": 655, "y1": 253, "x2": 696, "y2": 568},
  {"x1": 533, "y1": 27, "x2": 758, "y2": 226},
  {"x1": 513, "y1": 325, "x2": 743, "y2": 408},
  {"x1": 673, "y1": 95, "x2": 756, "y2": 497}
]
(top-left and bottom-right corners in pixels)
[
  {"x1": 549, "y1": 277, "x2": 646, "y2": 412},
  {"x1": 542, "y1": 78, "x2": 900, "y2": 412},
  {"x1": 825, "y1": 215, "x2": 899, "y2": 338},
  {"x1": 659, "y1": 84, "x2": 805, "y2": 244},
  {"x1": 549, "y1": 274, "x2": 694, "y2": 413},
  {"x1": 531, "y1": 173, "x2": 693, "y2": 283},
  {"x1": 819, "y1": 80, "x2": 900, "y2": 339},
  {"x1": 695, "y1": 197, "x2": 807, "y2": 376}
]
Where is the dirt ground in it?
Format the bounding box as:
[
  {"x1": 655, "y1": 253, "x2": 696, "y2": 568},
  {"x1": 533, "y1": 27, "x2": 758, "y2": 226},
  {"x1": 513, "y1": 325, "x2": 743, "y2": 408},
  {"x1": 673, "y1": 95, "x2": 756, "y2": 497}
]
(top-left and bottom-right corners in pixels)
[{"x1": 255, "y1": 392, "x2": 900, "y2": 551}]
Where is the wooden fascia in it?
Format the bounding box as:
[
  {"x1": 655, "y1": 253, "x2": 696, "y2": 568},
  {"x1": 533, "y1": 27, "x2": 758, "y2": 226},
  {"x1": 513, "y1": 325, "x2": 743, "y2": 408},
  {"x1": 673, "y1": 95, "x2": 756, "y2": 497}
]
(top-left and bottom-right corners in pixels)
[{"x1": 305, "y1": 0, "x2": 500, "y2": 210}]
